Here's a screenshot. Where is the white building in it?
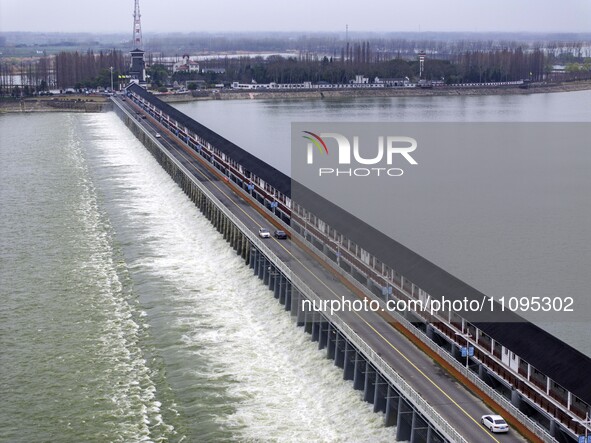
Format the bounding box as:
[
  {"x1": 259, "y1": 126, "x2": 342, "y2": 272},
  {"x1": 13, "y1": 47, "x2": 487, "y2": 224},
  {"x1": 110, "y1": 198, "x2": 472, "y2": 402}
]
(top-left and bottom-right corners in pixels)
[
  {"x1": 352, "y1": 74, "x2": 369, "y2": 84},
  {"x1": 374, "y1": 76, "x2": 410, "y2": 87},
  {"x1": 173, "y1": 55, "x2": 200, "y2": 74}
]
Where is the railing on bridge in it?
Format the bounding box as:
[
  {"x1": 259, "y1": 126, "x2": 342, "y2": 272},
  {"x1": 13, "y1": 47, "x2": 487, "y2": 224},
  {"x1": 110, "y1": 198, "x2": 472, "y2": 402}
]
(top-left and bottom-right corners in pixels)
[{"x1": 309, "y1": 247, "x2": 558, "y2": 443}]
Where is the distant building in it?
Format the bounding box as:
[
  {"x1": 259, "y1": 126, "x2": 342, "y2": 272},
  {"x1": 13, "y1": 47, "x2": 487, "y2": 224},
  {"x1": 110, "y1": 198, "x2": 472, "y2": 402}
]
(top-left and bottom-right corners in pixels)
[
  {"x1": 173, "y1": 55, "x2": 200, "y2": 73},
  {"x1": 352, "y1": 74, "x2": 369, "y2": 84},
  {"x1": 129, "y1": 48, "x2": 146, "y2": 85},
  {"x1": 202, "y1": 67, "x2": 226, "y2": 74},
  {"x1": 374, "y1": 77, "x2": 410, "y2": 87}
]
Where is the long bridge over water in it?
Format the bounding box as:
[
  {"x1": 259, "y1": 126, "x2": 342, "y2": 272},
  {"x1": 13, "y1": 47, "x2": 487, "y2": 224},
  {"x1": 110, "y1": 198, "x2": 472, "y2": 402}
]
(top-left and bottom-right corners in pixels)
[{"x1": 110, "y1": 84, "x2": 591, "y2": 443}]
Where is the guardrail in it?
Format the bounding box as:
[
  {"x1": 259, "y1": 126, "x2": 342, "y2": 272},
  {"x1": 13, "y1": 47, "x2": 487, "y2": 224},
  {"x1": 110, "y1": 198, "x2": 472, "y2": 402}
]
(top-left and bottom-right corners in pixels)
[
  {"x1": 242, "y1": 246, "x2": 469, "y2": 443},
  {"x1": 291, "y1": 223, "x2": 558, "y2": 443},
  {"x1": 310, "y1": 239, "x2": 558, "y2": 443},
  {"x1": 395, "y1": 313, "x2": 557, "y2": 443},
  {"x1": 112, "y1": 97, "x2": 470, "y2": 443}
]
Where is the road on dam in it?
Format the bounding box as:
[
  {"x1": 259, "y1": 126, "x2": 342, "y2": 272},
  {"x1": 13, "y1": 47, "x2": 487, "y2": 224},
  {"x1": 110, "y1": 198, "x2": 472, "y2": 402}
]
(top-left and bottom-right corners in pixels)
[{"x1": 114, "y1": 95, "x2": 527, "y2": 443}]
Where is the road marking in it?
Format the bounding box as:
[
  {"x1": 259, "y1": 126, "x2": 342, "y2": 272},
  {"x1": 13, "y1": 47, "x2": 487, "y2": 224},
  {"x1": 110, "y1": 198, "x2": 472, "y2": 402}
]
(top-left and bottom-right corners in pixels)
[
  {"x1": 352, "y1": 313, "x2": 500, "y2": 443},
  {"x1": 129, "y1": 100, "x2": 500, "y2": 442}
]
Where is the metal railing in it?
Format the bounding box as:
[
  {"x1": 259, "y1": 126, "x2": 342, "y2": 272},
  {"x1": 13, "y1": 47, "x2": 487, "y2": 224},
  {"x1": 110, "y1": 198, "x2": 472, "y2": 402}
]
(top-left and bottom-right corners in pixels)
[
  {"x1": 288, "y1": 224, "x2": 559, "y2": 443},
  {"x1": 378, "y1": 301, "x2": 558, "y2": 443}
]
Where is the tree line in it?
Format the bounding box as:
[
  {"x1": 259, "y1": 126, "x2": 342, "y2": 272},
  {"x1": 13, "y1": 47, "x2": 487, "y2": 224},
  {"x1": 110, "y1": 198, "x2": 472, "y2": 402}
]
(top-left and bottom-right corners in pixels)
[
  {"x1": 0, "y1": 56, "x2": 53, "y2": 97},
  {"x1": 0, "y1": 49, "x2": 127, "y2": 97},
  {"x1": 1, "y1": 43, "x2": 589, "y2": 97},
  {"x1": 55, "y1": 50, "x2": 126, "y2": 89},
  {"x1": 185, "y1": 47, "x2": 562, "y2": 86}
]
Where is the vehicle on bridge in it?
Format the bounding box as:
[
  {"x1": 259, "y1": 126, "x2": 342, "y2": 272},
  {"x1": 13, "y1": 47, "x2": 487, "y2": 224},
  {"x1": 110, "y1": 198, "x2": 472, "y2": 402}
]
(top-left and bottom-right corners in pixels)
[
  {"x1": 258, "y1": 228, "x2": 271, "y2": 238},
  {"x1": 481, "y1": 414, "x2": 509, "y2": 433},
  {"x1": 274, "y1": 230, "x2": 287, "y2": 239}
]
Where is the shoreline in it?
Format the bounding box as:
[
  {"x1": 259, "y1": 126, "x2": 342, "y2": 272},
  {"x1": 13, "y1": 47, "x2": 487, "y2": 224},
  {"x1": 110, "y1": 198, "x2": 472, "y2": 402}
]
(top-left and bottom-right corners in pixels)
[
  {"x1": 0, "y1": 96, "x2": 112, "y2": 114},
  {"x1": 159, "y1": 80, "x2": 591, "y2": 104},
  {"x1": 1, "y1": 80, "x2": 590, "y2": 113}
]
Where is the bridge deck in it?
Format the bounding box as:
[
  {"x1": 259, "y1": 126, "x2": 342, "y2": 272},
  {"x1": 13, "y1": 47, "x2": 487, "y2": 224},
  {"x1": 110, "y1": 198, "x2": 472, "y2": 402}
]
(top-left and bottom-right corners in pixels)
[{"x1": 114, "y1": 96, "x2": 527, "y2": 443}]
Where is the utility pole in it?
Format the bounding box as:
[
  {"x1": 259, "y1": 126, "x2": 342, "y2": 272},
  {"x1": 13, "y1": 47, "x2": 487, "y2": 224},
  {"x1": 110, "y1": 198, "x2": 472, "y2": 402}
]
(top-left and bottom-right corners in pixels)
[{"x1": 345, "y1": 24, "x2": 349, "y2": 63}]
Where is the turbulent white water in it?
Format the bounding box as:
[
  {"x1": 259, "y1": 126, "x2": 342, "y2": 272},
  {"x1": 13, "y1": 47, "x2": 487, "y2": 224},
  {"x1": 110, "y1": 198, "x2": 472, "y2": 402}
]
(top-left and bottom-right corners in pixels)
[
  {"x1": 83, "y1": 112, "x2": 395, "y2": 442},
  {"x1": 1, "y1": 111, "x2": 397, "y2": 442}
]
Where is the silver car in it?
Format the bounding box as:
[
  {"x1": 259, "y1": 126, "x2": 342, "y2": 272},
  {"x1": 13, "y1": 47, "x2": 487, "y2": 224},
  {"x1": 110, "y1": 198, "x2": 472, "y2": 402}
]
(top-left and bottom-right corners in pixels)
[{"x1": 258, "y1": 228, "x2": 271, "y2": 238}]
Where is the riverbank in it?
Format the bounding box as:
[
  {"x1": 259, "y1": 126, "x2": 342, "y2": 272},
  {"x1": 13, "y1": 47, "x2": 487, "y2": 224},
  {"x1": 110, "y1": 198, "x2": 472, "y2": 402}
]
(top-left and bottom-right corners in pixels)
[
  {"x1": 159, "y1": 80, "x2": 591, "y2": 103},
  {"x1": 0, "y1": 96, "x2": 112, "y2": 113},
  {"x1": 1, "y1": 80, "x2": 590, "y2": 113}
]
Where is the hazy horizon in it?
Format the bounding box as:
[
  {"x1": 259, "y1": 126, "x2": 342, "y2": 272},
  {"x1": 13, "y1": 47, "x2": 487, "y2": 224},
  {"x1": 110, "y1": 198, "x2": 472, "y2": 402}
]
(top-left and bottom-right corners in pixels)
[{"x1": 1, "y1": 0, "x2": 590, "y2": 34}]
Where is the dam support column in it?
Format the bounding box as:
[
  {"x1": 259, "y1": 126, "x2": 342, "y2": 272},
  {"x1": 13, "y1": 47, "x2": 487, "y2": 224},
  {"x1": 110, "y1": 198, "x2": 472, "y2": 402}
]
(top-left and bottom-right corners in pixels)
[
  {"x1": 283, "y1": 282, "x2": 291, "y2": 311},
  {"x1": 353, "y1": 352, "x2": 366, "y2": 391},
  {"x1": 396, "y1": 397, "x2": 413, "y2": 442},
  {"x1": 384, "y1": 385, "x2": 399, "y2": 427},
  {"x1": 343, "y1": 341, "x2": 355, "y2": 381},
  {"x1": 318, "y1": 318, "x2": 328, "y2": 350},
  {"x1": 373, "y1": 372, "x2": 387, "y2": 413},
  {"x1": 364, "y1": 364, "x2": 376, "y2": 404},
  {"x1": 327, "y1": 324, "x2": 337, "y2": 361}
]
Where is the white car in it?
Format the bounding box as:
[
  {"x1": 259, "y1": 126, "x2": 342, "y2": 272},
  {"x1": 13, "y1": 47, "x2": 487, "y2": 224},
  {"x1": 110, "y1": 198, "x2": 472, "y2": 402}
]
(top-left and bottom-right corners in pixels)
[
  {"x1": 258, "y1": 228, "x2": 271, "y2": 238},
  {"x1": 481, "y1": 414, "x2": 509, "y2": 433},
  {"x1": 155, "y1": 133, "x2": 161, "y2": 138}
]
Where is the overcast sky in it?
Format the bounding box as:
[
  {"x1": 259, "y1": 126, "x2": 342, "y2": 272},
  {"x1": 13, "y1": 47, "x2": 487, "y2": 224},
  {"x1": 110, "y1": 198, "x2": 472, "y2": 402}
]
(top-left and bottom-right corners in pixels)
[{"x1": 0, "y1": 0, "x2": 590, "y2": 34}]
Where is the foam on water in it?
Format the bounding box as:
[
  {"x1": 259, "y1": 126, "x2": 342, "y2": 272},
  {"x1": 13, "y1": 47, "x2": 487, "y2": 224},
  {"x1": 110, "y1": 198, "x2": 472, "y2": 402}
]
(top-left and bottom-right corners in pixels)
[{"x1": 86, "y1": 112, "x2": 395, "y2": 442}]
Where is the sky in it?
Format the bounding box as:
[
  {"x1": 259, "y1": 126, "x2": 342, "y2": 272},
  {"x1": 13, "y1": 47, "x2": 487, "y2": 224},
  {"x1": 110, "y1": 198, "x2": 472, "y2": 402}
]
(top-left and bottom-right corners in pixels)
[{"x1": 0, "y1": 0, "x2": 590, "y2": 34}]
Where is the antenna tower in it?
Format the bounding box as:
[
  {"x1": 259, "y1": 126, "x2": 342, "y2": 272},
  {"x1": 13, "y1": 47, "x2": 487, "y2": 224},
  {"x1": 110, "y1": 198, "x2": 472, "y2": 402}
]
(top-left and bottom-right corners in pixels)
[{"x1": 133, "y1": 0, "x2": 143, "y2": 49}]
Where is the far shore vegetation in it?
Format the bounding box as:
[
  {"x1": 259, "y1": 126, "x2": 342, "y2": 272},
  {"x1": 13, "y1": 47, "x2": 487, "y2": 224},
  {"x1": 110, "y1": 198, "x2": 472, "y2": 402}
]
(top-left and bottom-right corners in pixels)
[{"x1": 1, "y1": 32, "x2": 590, "y2": 97}]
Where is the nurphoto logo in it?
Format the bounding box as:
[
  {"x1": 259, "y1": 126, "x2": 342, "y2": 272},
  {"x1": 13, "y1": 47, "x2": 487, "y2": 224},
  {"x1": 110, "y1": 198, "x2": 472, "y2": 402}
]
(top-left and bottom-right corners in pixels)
[{"x1": 302, "y1": 131, "x2": 418, "y2": 177}]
